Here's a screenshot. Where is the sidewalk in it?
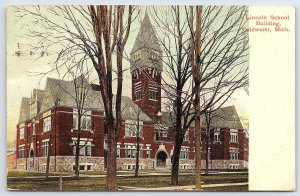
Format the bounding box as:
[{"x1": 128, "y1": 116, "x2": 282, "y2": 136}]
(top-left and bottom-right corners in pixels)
[{"x1": 119, "y1": 182, "x2": 248, "y2": 191}]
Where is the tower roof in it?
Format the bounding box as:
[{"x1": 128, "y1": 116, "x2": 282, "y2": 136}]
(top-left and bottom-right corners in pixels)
[
  {"x1": 130, "y1": 12, "x2": 163, "y2": 72},
  {"x1": 131, "y1": 12, "x2": 162, "y2": 54}
]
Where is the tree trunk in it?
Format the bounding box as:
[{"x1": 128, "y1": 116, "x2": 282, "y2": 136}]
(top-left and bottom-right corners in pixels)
[
  {"x1": 171, "y1": 132, "x2": 184, "y2": 185},
  {"x1": 135, "y1": 119, "x2": 140, "y2": 178},
  {"x1": 134, "y1": 141, "x2": 140, "y2": 177},
  {"x1": 205, "y1": 128, "x2": 210, "y2": 175},
  {"x1": 45, "y1": 140, "x2": 51, "y2": 180},
  {"x1": 74, "y1": 114, "x2": 81, "y2": 179},
  {"x1": 106, "y1": 116, "x2": 117, "y2": 190}
]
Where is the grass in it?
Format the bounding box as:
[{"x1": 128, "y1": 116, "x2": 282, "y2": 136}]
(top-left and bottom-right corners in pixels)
[
  {"x1": 7, "y1": 171, "x2": 248, "y2": 191},
  {"x1": 7, "y1": 170, "x2": 72, "y2": 177},
  {"x1": 203, "y1": 185, "x2": 248, "y2": 191}
]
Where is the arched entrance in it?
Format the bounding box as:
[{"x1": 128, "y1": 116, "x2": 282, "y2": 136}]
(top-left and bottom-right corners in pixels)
[
  {"x1": 30, "y1": 149, "x2": 34, "y2": 158},
  {"x1": 156, "y1": 151, "x2": 168, "y2": 167}
]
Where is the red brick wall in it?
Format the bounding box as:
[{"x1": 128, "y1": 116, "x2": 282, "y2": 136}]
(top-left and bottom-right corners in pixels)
[
  {"x1": 132, "y1": 68, "x2": 161, "y2": 122},
  {"x1": 16, "y1": 106, "x2": 248, "y2": 164}
]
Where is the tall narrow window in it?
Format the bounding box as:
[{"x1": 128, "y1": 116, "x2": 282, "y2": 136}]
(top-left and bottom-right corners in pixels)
[
  {"x1": 135, "y1": 91, "x2": 142, "y2": 101},
  {"x1": 230, "y1": 132, "x2": 238, "y2": 143},
  {"x1": 214, "y1": 129, "x2": 221, "y2": 142},
  {"x1": 180, "y1": 147, "x2": 189, "y2": 159},
  {"x1": 117, "y1": 144, "x2": 121, "y2": 158},
  {"x1": 43, "y1": 116, "x2": 51, "y2": 132},
  {"x1": 32, "y1": 124, "x2": 35, "y2": 135},
  {"x1": 149, "y1": 91, "x2": 157, "y2": 100},
  {"x1": 20, "y1": 127, "x2": 24, "y2": 139},
  {"x1": 229, "y1": 149, "x2": 239, "y2": 160},
  {"x1": 19, "y1": 145, "x2": 25, "y2": 158},
  {"x1": 73, "y1": 109, "x2": 91, "y2": 130},
  {"x1": 42, "y1": 141, "x2": 49, "y2": 157},
  {"x1": 146, "y1": 146, "x2": 151, "y2": 158}
]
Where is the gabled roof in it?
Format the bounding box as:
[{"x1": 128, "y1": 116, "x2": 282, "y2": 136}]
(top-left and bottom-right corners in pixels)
[
  {"x1": 18, "y1": 77, "x2": 152, "y2": 124},
  {"x1": 161, "y1": 105, "x2": 244, "y2": 130},
  {"x1": 208, "y1": 106, "x2": 244, "y2": 130},
  {"x1": 18, "y1": 97, "x2": 30, "y2": 124}
]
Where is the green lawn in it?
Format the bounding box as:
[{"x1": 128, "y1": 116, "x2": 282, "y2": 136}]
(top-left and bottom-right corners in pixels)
[{"x1": 7, "y1": 171, "x2": 248, "y2": 191}]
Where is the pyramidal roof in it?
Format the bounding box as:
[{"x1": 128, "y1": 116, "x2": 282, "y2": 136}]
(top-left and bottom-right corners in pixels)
[{"x1": 131, "y1": 12, "x2": 162, "y2": 54}]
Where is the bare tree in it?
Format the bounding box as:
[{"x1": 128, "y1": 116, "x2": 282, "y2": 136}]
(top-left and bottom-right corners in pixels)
[
  {"x1": 13, "y1": 5, "x2": 135, "y2": 189},
  {"x1": 188, "y1": 5, "x2": 249, "y2": 189},
  {"x1": 54, "y1": 60, "x2": 94, "y2": 178},
  {"x1": 150, "y1": 5, "x2": 248, "y2": 186}
]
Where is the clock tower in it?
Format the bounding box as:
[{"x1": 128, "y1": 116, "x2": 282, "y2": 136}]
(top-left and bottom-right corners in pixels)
[{"x1": 130, "y1": 12, "x2": 162, "y2": 122}]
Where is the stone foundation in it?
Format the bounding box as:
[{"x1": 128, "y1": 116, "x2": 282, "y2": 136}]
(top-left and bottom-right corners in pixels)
[
  {"x1": 17, "y1": 157, "x2": 248, "y2": 171},
  {"x1": 117, "y1": 158, "x2": 155, "y2": 170},
  {"x1": 17, "y1": 156, "x2": 104, "y2": 172}
]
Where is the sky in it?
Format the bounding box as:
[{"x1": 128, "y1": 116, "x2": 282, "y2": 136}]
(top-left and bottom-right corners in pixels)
[{"x1": 6, "y1": 5, "x2": 249, "y2": 147}]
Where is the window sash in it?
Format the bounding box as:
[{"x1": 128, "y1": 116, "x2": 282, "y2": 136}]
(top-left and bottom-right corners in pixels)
[
  {"x1": 20, "y1": 128, "x2": 24, "y2": 139},
  {"x1": 73, "y1": 112, "x2": 92, "y2": 130},
  {"x1": 42, "y1": 141, "x2": 49, "y2": 157},
  {"x1": 43, "y1": 116, "x2": 51, "y2": 132},
  {"x1": 135, "y1": 91, "x2": 142, "y2": 100},
  {"x1": 149, "y1": 91, "x2": 157, "y2": 100}
]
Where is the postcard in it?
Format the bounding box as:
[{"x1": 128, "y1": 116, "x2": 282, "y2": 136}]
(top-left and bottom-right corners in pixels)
[{"x1": 6, "y1": 5, "x2": 295, "y2": 191}]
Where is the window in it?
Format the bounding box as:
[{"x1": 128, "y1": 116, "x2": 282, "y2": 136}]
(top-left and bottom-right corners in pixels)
[
  {"x1": 229, "y1": 149, "x2": 239, "y2": 160},
  {"x1": 162, "y1": 131, "x2": 168, "y2": 137},
  {"x1": 18, "y1": 145, "x2": 25, "y2": 158},
  {"x1": 125, "y1": 144, "x2": 142, "y2": 158},
  {"x1": 149, "y1": 51, "x2": 159, "y2": 60},
  {"x1": 133, "y1": 50, "x2": 141, "y2": 61},
  {"x1": 80, "y1": 165, "x2": 85, "y2": 170},
  {"x1": 42, "y1": 141, "x2": 49, "y2": 157},
  {"x1": 180, "y1": 147, "x2": 189, "y2": 159},
  {"x1": 184, "y1": 131, "x2": 189, "y2": 141},
  {"x1": 214, "y1": 129, "x2": 221, "y2": 142},
  {"x1": 149, "y1": 91, "x2": 157, "y2": 100},
  {"x1": 43, "y1": 116, "x2": 51, "y2": 132},
  {"x1": 154, "y1": 131, "x2": 160, "y2": 140},
  {"x1": 146, "y1": 146, "x2": 151, "y2": 158},
  {"x1": 73, "y1": 110, "x2": 92, "y2": 130},
  {"x1": 20, "y1": 127, "x2": 24, "y2": 139},
  {"x1": 135, "y1": 91, "x2": 142, "y2": 101},
  {"x1": 125, "y1": 120, "x2": 143, "y2": 138},
  {"x1": 32, "y1": 124, "x2": 35, "y2": 135},
  {"x1": 117, "y1": 144, "x2": 120, "y2": 158},
  {"x1": 230, "y1": 132, "x2": 238, "y2": 143},
  {"x1": 72, "y1": 140, "x2": 92, "y2": 156}
]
